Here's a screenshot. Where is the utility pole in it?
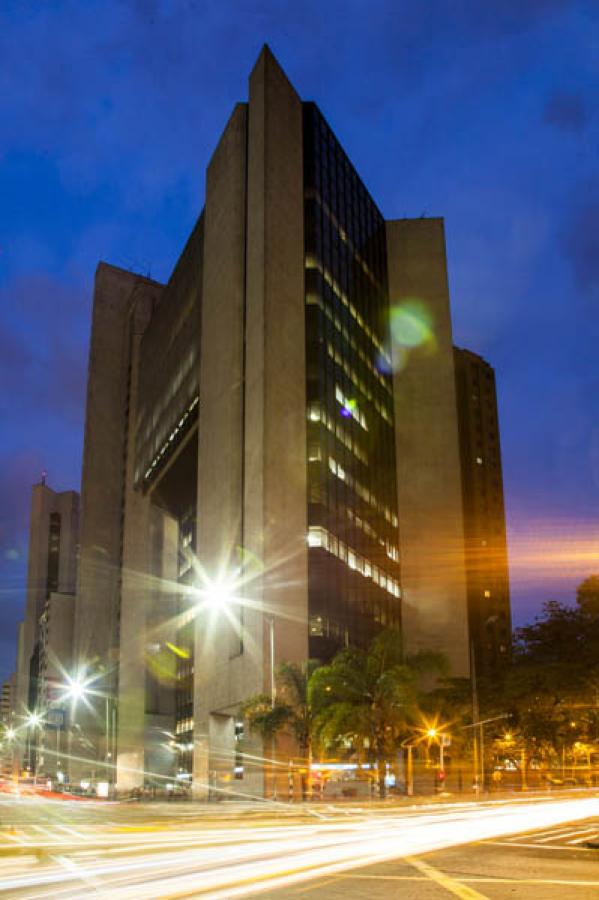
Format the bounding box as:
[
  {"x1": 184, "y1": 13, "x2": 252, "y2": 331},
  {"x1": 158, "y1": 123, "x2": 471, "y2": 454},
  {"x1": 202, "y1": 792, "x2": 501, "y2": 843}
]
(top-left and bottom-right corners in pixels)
[{"x1": 470, "y1": 641, "x2": 480, "y2": 798}]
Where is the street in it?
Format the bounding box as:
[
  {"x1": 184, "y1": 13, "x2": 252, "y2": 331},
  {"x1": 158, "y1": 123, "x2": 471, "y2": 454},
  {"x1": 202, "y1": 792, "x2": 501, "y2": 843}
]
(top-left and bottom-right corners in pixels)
[
  {"x1": 264, "y1": 819, "x2": 599, "y2": 898},
  {"x1": 0, "y1": 792, "x2": 597, "y2": 897}
]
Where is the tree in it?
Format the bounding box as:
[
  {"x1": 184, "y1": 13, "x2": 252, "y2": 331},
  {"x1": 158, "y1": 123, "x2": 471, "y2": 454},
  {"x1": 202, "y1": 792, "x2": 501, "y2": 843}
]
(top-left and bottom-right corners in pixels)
[
  {"x1": 490, "y1": 580, "x2": 599, "y2": 769},
  {"x1": 309, "y1": 629, "x2": 447, "y2": 797},
  {"x1": 576, "y1": 575, "x2": 599, "y2": 618},
  {"x1": 241, "y1": 660, "x2": 318, "y2": 799}
]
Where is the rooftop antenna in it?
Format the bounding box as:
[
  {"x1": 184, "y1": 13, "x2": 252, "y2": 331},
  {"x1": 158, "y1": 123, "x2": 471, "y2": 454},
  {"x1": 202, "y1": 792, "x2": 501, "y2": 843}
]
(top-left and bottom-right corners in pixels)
[{"x1": 41, "y1": 469, "x2": 47, "y2": 486}]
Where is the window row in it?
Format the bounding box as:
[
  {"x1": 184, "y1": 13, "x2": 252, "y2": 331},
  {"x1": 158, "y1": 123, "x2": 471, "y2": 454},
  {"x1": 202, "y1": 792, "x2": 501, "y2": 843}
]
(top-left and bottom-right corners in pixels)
[
  {"x1": 175, "y1": 717, "x2": 194, "y2": 735},
  {"x1": 345, "y1": 505, "x2": 399, "y2": 561},
  {"x1": 306, "y1": 278, "x2": 392, "y2": 398},
  {"x1": 307, "y1": 526, "x2": 401, "y2": 598},
  {"x1": 305, "y1": 256, "x2": 390, "y2": 364},
  {"x1": 307, "y1": 403, "x2": 368, "y2": 464},
  {"x1": 306, "y1": 189, "x2": 380, "y2": 289},
  {"x1": 329, "y1": 456, "x2": 399, "y2": 527},
  {"x1": 143, "y1": 395, "x2": 199, "y2": 483},
  {"x1": 334, "y1": 386, "x2": 368, "y2": 431},
  {"x1": 329, "y1": 344, "x2": 393, "y2": 423}
]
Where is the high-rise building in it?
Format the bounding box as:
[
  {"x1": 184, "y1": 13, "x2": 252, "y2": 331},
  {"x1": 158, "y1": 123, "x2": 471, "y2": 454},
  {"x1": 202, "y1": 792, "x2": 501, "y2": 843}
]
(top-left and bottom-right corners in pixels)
[
  {"x1": 72, "y1": 46, "x2": 476, "y2": 796},
  {"x1": 1, "y1": 673, "x2": 16, "y2": 724},
  {"x1": 454, "y1": 347, "x2": 512, "y2": 677},
  {"x1": 14, "y1": 480, "x2": 79, "y2": 776},
  {"x1": 1, "y1": 673, "x2": 16, "y2": 776}
]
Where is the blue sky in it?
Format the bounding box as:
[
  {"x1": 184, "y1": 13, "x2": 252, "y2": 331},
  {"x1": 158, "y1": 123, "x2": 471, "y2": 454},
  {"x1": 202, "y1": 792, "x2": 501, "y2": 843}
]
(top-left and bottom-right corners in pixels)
[{"x1": 1, "y1": 0, "x2": 597, "y2": 682}]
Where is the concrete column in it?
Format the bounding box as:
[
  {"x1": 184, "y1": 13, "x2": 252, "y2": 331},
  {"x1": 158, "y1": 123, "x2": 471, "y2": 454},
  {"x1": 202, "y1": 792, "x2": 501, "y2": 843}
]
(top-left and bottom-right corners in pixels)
[
  {"x1": 386, "y1": 218, "x2": 470, "y2": 677},
  {"x1": 193, "y1": 46, "x2": 309, "y2": 798},
  {"x1": 243, "y1": 45, "x2": 309, "y2": 787},
  {"x1": 193, "y1": 101, "x2": 250, "y2": 798}
]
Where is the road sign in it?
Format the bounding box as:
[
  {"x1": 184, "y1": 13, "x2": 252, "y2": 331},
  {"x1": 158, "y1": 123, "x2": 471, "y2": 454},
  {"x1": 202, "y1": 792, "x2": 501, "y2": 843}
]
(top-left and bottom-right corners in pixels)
[{"x1": 45, "y1": 708, "x2": 65, "y2": 730}]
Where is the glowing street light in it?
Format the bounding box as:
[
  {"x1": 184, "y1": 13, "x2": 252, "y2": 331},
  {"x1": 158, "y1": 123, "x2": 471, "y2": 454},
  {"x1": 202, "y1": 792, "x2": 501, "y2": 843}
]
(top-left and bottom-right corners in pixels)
[
  {"x1": 24, "y1": 710, "x2": 43, "y2": 782},
  {"x1": 62, "y1": 675, "x2": 89, "y2": 704},
  {"x1": 196, "y1": 575, "x2": 276, "y2": 706},
  {"x1": 202, "y1": 579, "x2": 237, "y2": 611}
]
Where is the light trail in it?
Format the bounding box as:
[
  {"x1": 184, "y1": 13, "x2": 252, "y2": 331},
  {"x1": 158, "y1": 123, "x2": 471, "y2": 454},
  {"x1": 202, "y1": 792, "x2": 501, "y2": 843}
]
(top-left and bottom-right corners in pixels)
[{"x1": 0, "y1": 794, "x2": 597, "y2": 898}]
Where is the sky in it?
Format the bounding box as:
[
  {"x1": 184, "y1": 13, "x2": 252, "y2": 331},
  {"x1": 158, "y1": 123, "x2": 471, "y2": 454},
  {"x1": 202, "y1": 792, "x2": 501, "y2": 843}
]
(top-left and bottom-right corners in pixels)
[{"x1": 0, "y1": 0, "x2": 597, "y2": 683}]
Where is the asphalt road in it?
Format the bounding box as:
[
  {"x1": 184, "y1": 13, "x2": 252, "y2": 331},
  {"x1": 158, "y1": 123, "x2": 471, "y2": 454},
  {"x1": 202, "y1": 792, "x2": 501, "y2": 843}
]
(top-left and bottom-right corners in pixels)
[
  {"x1": 263, "y1": 819, "x2": 599, "y2": 898},
  {"x1": 0, "y1": 793, "x2": 597, "y2": 898}
]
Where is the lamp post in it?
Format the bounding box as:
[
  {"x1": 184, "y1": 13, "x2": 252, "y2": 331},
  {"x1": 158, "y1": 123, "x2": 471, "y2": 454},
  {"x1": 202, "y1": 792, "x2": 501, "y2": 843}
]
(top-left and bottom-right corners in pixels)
[
  {"x1": 197, "y1": 578, "x2": 278, "y2": 798},
  {"x1": 462, "y1": 713, "x2": 511, "y2": 796},
  {"x1": 61, "y1": 673, "x2": 115, "y2": 792},
  {"x1": 401, "y1": 738, "x2": 416, "y2": 796},
  {"x1": 25, "y1": 711, "x2": 43, "y2": 783}
]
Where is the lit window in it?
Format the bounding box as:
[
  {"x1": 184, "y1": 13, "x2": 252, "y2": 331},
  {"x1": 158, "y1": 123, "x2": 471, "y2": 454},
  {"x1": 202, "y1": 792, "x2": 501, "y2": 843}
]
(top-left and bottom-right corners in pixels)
[
  {"x1": 309, "y1": 615, "x2": 324, "y2": 637},
  {"x1": 476, "y1": 457, "x2": 483, "y2": 464},
  {"x1": 308, "y1": 444, "x2": 321, "y2": 462},
  {"x1": 484, "y1": 590, "x2": 491, "y2": 598},
  {"x1": 307, "y1": 527, "x2": 325, "y2": 548}
]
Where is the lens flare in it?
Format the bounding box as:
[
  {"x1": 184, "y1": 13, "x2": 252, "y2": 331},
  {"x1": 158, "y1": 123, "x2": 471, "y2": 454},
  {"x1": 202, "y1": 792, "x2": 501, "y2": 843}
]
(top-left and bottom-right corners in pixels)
[{"x1": 390, "y1": 300, "x2": 434, "y2": 349}]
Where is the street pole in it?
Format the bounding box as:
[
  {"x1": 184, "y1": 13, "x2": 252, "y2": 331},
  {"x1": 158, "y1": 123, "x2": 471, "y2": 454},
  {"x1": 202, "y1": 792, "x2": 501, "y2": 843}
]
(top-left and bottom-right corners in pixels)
[
  {"x1": 407, "y1": 745, "x2": 413, "y2": 796},
  {"x1": 268, "y1": 614, "x2": 275, "y2": 705},
  {"x1": 267, "y1": 613, "x2": 276, "y2": 799},
  {"x1": 470, "y1": 641, "x2": 480, "y2": 798},
  {"x1": 105, "y1": 696, "x2": 110, "y2": 785},
  {"x1": 479, "y1": 721, "x2": 485, "y2": 793}
]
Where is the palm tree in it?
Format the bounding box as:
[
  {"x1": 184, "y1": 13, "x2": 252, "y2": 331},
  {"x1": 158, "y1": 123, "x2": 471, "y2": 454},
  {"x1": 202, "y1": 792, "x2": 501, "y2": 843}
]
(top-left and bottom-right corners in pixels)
[
  {"x1": 309, "y1": 629, "x2": 446, "y2": 797},
  {"x1": 241, "y1": 660, "x2": 318, "y2": 799}
]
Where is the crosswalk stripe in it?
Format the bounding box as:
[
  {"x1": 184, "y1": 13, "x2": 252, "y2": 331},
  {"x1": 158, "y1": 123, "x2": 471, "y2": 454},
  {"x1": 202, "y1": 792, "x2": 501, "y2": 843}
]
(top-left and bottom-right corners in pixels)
[{"x1": 537, "y1": 826, "x2": 597, "y2": 843}]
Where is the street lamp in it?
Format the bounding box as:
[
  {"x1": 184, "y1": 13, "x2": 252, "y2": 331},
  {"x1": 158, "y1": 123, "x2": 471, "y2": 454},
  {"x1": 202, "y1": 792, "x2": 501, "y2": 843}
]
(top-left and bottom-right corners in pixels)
[
  {"x1": 196, "y1": 578, "x2": 276, "y2": 705},
  {"x1": 195, "y1": 576, "x2": 278, "y2": 798},
  {"x1": 25, "y1": 710, "x2": 43, "y2": 782},
  {"x1": 60, "y1": 672, "x2": 115, "y2": 791}
]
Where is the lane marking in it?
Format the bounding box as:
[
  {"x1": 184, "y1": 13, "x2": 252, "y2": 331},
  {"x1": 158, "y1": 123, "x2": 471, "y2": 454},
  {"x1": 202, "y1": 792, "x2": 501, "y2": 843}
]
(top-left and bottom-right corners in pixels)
[
  {"x1": 404, "y1": 855, "x2": 490, "y2": 900},
  {"x1": 536, "y1": 826, "x2": 597, "y2": 843},
  {"x1": 347, "y1": 874, "x2": 599, "y2": 887},
  {"x1": 292, "y1": 875, "x2": 347, "y2": 893},
  {"x1": 487, "y1": 839, "x2": 597, "y2": 852}
]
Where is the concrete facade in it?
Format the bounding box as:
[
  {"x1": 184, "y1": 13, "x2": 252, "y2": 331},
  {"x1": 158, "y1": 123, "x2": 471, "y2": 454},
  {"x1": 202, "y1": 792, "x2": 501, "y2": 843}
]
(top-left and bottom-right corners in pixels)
[
  {"x1": 386, "y1": 218, "x2": 470, "y2": 677},
  {"x1": 74, "y1": 263, "x2": 163, "y2": 785},
  {"x1": 13, "y1": 482, "x2": 79, "y2": 775},
  {"x1": 193, "y1": 48, "x2": 309, "y2": 798}
]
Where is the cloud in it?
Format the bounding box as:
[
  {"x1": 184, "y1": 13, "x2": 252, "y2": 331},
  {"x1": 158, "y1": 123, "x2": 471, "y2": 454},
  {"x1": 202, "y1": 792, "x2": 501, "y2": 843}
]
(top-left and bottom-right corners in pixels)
[{"x1": 543, "y1": 92, "x2": 587, "y2": 132}]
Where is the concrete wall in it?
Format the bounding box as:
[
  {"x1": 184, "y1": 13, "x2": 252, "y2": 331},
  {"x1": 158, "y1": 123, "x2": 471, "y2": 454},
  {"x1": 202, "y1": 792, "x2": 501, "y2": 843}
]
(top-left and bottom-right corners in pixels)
[
  {"x1": 386, "y1": 218, "x2": 470, "y2": 677},
  {"x1": 193, "y1": 46, "x2": 309, "y2": 797},
  {"x1": 15, "y1": 485, "x2": 78, "y2": 735},
  {"x1": 75, "y1": 264, "x2": 162, "y2": 780},
  {"x1": 39, "y1": 591, "x2": 75, "y2": 777},
  {"x1": 193, "y1": 100, "x2": 249, "y2": 796}
]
